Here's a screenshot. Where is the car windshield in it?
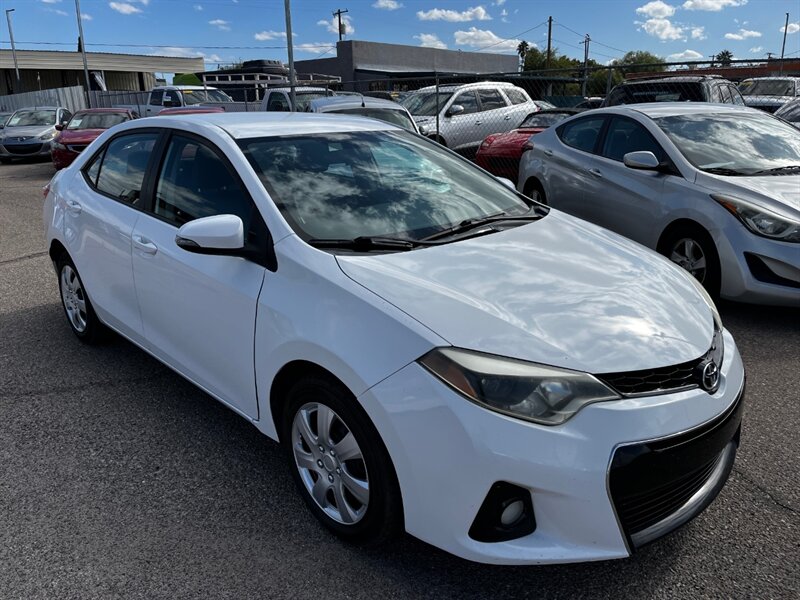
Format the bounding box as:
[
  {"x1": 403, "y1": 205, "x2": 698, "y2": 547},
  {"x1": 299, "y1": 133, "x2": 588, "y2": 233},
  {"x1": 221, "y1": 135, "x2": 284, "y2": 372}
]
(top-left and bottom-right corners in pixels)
[
  {"x1": 402, "y1": 92, "x2": 453, "y2": 116},
  {"x1": 293, "y1": 91, "x2": 333, "y2": 111},
  {"x1": 520, "y1": 112, "x2": 572, "y2": 128},
  {"x1": 7, "y1": 110, "x2": 57, "y2": 127},
  {"x1": 654, "y1": 112, "x2": 800, "y2": 175},
  {"x1": 240, "y1": 130, "x2": 533, "y2": 243},
  {"x1": 607, "y1": 82, "x2": 704, "y2": 105},
  {"x1": 181, "y1": 89, "x2": 233, "y2": 105},
  {"x1": 67, "y1": 112, "x2": 129, "y2": 130},
  {"x1": 331, "y1": 107, "x2": 417, "y2": 132},
  {"x1": 740, "y1": 80, "x2": 796, "y2": 97}
]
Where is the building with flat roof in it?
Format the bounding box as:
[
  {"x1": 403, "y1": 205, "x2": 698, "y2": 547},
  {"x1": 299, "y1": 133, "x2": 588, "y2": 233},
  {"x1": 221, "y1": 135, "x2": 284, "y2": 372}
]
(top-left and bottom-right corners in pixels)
[
  {"x1": 0, "y1": 49, "x2": 205, "y2": 95},
  {"x1": 295, "y1": 40, "x2": 519, "y2": 91}
]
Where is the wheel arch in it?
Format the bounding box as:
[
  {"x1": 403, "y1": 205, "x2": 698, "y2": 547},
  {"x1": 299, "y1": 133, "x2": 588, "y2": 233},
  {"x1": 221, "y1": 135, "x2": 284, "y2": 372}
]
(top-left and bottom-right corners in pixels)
[
  {"x1": 656, "y1": 218, "x2": 715, "y2": 255},
  {"x1": 522, "y1": 176, "x2": 545, "y2": 199},
  {"x1": 48, "y1": 238, "x2": 69, "y2": 263}
]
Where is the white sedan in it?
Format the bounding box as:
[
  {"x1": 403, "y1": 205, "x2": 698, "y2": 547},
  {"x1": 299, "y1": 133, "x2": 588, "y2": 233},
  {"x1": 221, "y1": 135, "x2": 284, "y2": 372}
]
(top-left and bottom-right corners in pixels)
[{"x1": 44, "y1": 113, "x2": 745, "y2": 565}]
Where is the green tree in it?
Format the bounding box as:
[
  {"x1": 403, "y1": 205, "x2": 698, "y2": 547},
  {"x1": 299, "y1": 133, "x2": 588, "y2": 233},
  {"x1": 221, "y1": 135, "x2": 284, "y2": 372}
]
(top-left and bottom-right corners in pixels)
[
  {"x1": 611, "y1": 50, "x2": 665, "y2": 73},
  {"x1": 517, "y1": 40, "x2": 530, "y2": 62},
  {"x1": 523, "y1": 46, "x2": 580, "y2": 71},
  {"x1": 172, "y1": 72, "x2": 202, "y2": 86},
  {"x1": 715, "y1": 49, "x2": 734, "y2": 66}
]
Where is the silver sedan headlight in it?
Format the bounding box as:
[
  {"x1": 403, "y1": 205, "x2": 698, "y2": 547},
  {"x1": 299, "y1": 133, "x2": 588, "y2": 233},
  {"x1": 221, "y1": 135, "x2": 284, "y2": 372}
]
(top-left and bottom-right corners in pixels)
[
  {"x1": 419, "y1": 347, "x2": 620, "y2": 425},
  {"x1": 39, "y1": 130, "x2": 57, "y2": 141},
  {"x1": 713, "y1": 194, "x2": 800, "y2": 243}
]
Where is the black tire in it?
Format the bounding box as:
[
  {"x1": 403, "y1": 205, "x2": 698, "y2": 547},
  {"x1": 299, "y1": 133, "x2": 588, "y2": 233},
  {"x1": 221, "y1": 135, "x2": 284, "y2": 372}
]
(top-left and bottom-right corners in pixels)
[
  {"x1": 281, "y1": 375, "x2": 403, "y2": 546},
  {"x1": 55, "y1": 253, "x2": 106, "y2": 343},
  {"x1": 0, "y1": 157, "x2": 11, "y2": 164},
  {"x1": 659, "y1": 225, "x2": 721, "y2": 298},
  {"x1": 523, "y1": 178, "x2": 547, "y2": 205}
]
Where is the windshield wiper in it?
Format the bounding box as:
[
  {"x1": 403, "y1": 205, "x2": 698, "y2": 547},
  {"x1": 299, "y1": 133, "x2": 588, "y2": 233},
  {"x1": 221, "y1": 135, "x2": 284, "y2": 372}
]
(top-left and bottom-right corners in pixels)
[
  {"x1": 751, "y1": 165, "x2": 800, "y2": 175},
  {"x1": 701, "y1": 167, "x2": 749, "y2": 176},
  {"x1": 307, "y1": 236, "x2": 422, "y2": 251},
  {"x1": 420, "y1": 208, "x2": 541, "y2": 242}
]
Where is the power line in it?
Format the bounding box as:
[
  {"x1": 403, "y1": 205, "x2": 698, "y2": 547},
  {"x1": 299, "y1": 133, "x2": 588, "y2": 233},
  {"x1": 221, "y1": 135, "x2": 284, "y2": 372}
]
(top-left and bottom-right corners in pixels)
[
  {"x1": 473, "y1": 20, "x2": 548, "y2": 52},
  {"x1": 0, "y1": 39, "x2": 333, "y2": 51},
  {"x1": 554, "y1": 21, "x2": 627, "y2": 54}
]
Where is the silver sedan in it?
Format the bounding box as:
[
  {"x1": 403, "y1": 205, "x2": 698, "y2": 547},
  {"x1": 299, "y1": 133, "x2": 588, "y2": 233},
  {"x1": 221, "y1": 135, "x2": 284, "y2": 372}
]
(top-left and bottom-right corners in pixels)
[{"x1": 517, "y1": 103, "x2": 800, "y2": 306}]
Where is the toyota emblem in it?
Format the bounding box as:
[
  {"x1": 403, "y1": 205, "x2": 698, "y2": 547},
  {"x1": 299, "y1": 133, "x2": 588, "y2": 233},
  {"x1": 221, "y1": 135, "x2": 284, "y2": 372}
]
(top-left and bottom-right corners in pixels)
[{"x1": 701, "y1": 360, "x2": 720, "y2": 393}]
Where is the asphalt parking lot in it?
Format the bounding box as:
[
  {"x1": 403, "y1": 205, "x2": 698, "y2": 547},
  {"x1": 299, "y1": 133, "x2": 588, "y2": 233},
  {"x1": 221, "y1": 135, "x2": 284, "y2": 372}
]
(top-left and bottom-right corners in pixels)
[{"x1": 1, "y1": 159, "x2": 798, "y2": 600}]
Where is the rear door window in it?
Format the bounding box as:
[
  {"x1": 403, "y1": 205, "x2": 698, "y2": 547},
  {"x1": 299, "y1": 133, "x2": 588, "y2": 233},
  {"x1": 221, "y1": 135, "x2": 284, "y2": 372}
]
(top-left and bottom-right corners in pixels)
[
  {"x1": 149, "y1": 90, "x2": 164, "y2": 107},
  {"x1": 505, "y1": 88, "x2": 529, "y2": 105},
  {"x1": 557, "y1": 116, "x2": 606, "y2": 153},
  {"x1": 93, "y1": 132, "x2": 158, "y2": 204},
  {"x1": 477, "y1": 89, "x2": 507, "y2": 111}
]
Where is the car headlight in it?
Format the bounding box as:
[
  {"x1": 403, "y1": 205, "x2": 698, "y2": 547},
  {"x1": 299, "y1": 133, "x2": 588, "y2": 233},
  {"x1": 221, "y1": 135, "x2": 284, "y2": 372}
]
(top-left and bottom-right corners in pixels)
[
  {"x1": 39, "y1": 130, "x2": 57, "y2": 141},
  {"x1": 713, "y1": 194, "x2": 800, "y2": 243},
  {"x1": 418, "y1": 347, "x2": 620, "y2": 426}
]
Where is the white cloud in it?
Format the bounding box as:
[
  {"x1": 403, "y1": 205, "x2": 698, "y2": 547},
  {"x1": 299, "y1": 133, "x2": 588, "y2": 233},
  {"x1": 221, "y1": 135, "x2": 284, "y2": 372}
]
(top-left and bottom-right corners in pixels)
[
  {"x1": 668, "y1": 49, "x2": 703, "y2": 60},
  {"x1": 194, "y1": 4, "x2": 203, "y2": 10},
  {"x1": 209, "y1": 19, "x2": 231, "y2": 31},
  {"x1": 41, "y1": 0, "x2": 62, "y2": 4},
  {"x1": 294, "y1": 43, "x2": 335, "y2": 54},
  {"x1": 690, "y1": 26, "x2": 706, "y2": 39},
  {"x1": 109, "y1": 2, "x2": 142, "y2": 15},
  {"x1": 47, "y1": 8, "x2": 69, "y2": 16},
  {"x1": 82, "y1": 13, "x2": 92, "y2": 20},
  {"x1": 781, "y1": 22, "x2": 800, "y2": 35},
  {"x1": 373, "y1": 0, "x2": 403, "y2": 10},
  {"x1": 254, "y1": 30, "x2": 291, "y2": 41},
  {"x1": 414, "y1": 33, "x2": 447, "y2": 49},
  {"x1": 417, "y1": 6, "x2": 492, "y2": 22},
  {"x1": 640, "y1": 18, "x2": 685, "y2": 41},
  {"x1": 749, "y1": 46, "x2": 763, "y2": 53},
  {"x1": 149, "y1": 47, "x2": 221, "y2": 63},
  {"x1": 500, "y1": 8, "x2": 508, "y2": 22},
  {"x1": 724, "y1": 28, "x2": 761, "y2": 40},
  {"x1": 636, "y1": 1, "x2": 676, "y2": 18},
  {"x1": 317, "y1": 15, "x2": 354, "y2": 35},
  {"x1": 682, "y1": 0, "x2": 746, "y2": 11},
  {"x1": 454, "y1": 27, "x2": 523, "y2": 53},
  {"x1": 493, "y1": 0, "x2": 506, "y2": 5}
]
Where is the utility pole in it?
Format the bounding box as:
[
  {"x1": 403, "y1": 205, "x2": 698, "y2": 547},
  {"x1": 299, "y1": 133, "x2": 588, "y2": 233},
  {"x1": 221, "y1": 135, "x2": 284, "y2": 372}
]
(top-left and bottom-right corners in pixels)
[
  {"x1": 5, "y1": 9, "x2": 21, "y2": 93},
  {"x1": 545, "y1": 16, "x2": 553, "y2": 96},
  {"x1": 75, "y1": 0, "x2": 93, "y2": 107},
  {"x1": 284, "y1": 0, "x2": 296, "y2": 111},
  {"x1": 333, "y1": 8, "x2": 349, "y2": 42},
  {"x1": 581, "y1": 34, "x2": 590, "y2": 97},
  {"x1": 780, "y1": 12, "x2": 789, "y2": 74}
]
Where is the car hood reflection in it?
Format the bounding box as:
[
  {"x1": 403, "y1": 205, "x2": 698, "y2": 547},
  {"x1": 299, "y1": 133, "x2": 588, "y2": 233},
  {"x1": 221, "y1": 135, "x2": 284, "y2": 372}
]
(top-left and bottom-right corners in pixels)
[{"x1": 337, "y1": 211, "x2": 714, "y2": 373}]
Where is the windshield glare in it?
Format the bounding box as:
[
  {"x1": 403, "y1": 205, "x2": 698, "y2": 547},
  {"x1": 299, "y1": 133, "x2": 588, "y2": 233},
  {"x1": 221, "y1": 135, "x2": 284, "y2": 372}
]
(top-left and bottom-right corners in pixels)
[
  {"x1": 7, "y1": 110, "x2": 57, "y2": 127},
  {"x1": 654, "y1": 113, "x2": 800, "y2": 174},
  {"x1": 67, "y1": 112, "x2": 129, "y2": 130},
  {"x1": 740, "y1": 80, "x2": 796, "y2": 97},
  {"x1": 402, "y1": 92, "x2": 453, "y2": 116},
  {"x1": 182, "y1": 89, "x2": 233, "y2": 105},
  {"x1": 331, "y1": 107, "x2": 417, "y2": 132},
  {"x1": 240, "y1": 131, "x2": 531, "y2": 243},
  {"x1": 295, "y1": 92, "x2": 334, "y2": 111}
]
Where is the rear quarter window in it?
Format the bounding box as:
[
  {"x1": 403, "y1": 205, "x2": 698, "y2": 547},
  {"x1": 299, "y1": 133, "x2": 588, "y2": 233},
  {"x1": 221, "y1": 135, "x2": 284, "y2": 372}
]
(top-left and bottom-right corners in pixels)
[{"x1": 556, "y1": 116, "x2": 606, "y2": 153}]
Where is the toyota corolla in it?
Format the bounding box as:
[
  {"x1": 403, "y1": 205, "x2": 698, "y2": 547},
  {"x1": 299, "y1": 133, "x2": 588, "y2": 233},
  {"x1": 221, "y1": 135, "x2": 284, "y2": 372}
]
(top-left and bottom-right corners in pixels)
[{"x1": 43, "y1": 113, "x2": 745, "y2": 565}]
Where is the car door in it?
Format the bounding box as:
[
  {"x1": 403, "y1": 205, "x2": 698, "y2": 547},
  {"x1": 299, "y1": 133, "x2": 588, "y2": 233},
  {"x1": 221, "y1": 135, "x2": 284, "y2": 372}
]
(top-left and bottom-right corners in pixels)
[
  {"x1": 443, "y1": 90, "x2": 480, "y2": 151},
  {"x1": 579, "y1": 116, "x2": 668, "y2": 244},
  {"x1": 543, "y1": 114, "x2": 607, "y2": 216},
  {"x1": 63, "y1": 130, "x2": 160, "y2": 341},
  {"x1": 131, "y1": 132, "x2": 267, "y2": 418},
  {"x1": 146, "y1": 89, "x2": 164, "y2": 116},
  {"x1": 475, "y1": 88, "x2": 512, "y2": 143}
]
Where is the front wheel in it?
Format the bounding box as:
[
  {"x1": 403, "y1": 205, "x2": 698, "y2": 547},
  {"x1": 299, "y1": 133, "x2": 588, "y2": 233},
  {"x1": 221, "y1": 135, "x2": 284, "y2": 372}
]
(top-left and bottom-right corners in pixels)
[
  {"x1": 282, "y1": 376, "x2": 403, "y2": 545},
  {"x1": 661, "y1": 227, "x2": 721, "y2": 297}
]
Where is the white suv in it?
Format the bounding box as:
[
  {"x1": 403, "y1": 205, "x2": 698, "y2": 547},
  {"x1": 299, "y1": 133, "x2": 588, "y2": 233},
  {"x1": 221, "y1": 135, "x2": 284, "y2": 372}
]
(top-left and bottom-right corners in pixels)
[{"x1": 404, "y1": 82, "x2": 536, "y2": 153}]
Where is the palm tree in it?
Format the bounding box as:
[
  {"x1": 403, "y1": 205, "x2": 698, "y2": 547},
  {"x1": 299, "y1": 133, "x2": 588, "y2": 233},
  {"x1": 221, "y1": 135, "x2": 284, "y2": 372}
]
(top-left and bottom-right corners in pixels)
[
  {"x1": 517, "y1": 40, "x2": 530, "y2": 63},
  {"x1": 715, "y1": 49, "x2": 734, "y2": 66}
]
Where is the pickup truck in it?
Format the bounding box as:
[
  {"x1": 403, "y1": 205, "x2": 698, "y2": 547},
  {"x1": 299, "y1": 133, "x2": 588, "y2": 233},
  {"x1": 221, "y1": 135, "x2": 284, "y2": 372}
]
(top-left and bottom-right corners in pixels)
[{"x1": 114, "y1": 85, "x2": 234, "y2": 117}]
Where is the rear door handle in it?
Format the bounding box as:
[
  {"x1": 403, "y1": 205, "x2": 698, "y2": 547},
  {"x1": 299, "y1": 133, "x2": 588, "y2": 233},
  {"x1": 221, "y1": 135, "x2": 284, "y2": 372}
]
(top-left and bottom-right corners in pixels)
[
  {"x1": 543, "y1": 149, "x2": 554, "y2": 157},
  {"x1": 503, "y1": 115, "x2": 511, "y2": 120},
  {"x1": 588, "y1": 168, "x2": 603, "y2": 178},
  {"x1": 64, "y1": 199, "x2": 82, "y2": 214},
  {"x1": 474, "y1": 121, "x2": 483, "y2": 126},
  {"x1": 132, "y1": 234, "x2": 158, "y2": 255}
]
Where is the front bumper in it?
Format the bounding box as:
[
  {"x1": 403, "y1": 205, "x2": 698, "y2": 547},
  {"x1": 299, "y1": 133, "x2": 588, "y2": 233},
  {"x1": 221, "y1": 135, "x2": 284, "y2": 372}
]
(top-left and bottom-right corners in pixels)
[
  {"x1": 360, "y1": 328, "x2": 745, "y2": 564},
  {"x1": 0, "y1": 140, "x2": 53, "y2": 159}
]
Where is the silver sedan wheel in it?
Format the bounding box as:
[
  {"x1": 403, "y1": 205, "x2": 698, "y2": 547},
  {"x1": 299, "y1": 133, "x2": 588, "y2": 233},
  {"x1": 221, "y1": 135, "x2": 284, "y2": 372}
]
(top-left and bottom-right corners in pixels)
[
  {"x1": 291, "y1": 402, "x2": 369, "y2": 525},
  {"x1": 60, "y1": 265, "x2": 88, "y2": 333},
  {"x1": 669, "y1": 237, "x2": 707, "y2": 283}
]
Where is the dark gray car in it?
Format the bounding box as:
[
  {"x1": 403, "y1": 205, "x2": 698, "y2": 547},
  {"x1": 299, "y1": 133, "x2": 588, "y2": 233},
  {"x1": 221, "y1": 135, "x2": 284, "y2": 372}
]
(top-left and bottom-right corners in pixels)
[{"x1": 0, "y1": 106, "x2": 72, "y2": 163}]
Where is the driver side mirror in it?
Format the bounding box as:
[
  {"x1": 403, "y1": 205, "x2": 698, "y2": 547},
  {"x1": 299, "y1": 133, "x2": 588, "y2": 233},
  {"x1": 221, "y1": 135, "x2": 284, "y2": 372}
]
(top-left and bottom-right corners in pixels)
[
  {"x1": 446, "y1": 104, "x2": 464, "y2": 117},
  {"x1": 55, "y1": 124, "x2": 64, "y2": 131},
  {"x1": 623, "y1": 151, "x2": 660, "y2": 171},
  {"x1": 175, "y1": 214, "x2": 244, "y2": 255}
]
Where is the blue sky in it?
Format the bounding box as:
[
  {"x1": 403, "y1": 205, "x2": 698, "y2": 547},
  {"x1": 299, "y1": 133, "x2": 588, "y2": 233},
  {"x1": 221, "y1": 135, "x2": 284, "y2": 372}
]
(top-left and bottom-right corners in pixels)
[{"x1": 3, "y1": 0, "x2": 799, "y2": 74}]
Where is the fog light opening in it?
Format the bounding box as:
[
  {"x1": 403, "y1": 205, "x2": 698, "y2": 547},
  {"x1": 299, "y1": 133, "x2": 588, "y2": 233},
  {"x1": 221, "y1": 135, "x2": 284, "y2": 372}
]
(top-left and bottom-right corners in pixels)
[
  {"x1": 468, "y1": 481, "x2": 536, "y2": 543},
  {"x1": 500, "y1": 499, "x2": 525, "y2": 526}
]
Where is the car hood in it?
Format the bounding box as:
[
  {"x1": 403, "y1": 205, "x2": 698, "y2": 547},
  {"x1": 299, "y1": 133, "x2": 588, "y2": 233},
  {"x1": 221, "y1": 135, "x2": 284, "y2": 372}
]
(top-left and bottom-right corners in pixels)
[
  {"x1": 707, "y1": 174, "x2": 800, "y2": 213},
  {"x1": 57, "y1": 129, "x2": 105, "y2": 144},
  {"x1": 1, "y1": 124, "x2": 54, "y2": 139},
  {"x1": 486, "y1": 128, "x2": 543, "y2": 150},
  {"x1": 336, "y1": 212, "x2": 713, "y2": 374}
]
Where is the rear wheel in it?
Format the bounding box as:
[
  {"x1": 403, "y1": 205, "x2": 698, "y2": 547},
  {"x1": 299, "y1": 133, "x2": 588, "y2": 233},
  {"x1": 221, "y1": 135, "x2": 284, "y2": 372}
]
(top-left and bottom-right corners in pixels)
[
  {"x1": 282, "y1": 375, "x2": 403, "y2": 545},
  {"x1": 660, "y1": 226, "x2": 721, "y2": 297},
  {"x1": 56, "y1": 254, "x2": 105, "y2": 343},
  {"x1": 523, "y1": 179, "x2": 547, "y2": 205}
]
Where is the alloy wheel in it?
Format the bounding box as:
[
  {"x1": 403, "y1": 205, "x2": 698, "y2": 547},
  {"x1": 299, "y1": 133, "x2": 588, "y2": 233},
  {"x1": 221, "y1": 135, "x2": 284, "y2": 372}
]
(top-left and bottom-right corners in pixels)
[
  {"x1": 60, "y1": 265, "x2": 88, "y2": 333},
  {"x1": 669, "y1": 237, "x2": 707, "y2": 283},
  {"x1": 291, "y1": 402, "x2": 370, "y2": 525}
]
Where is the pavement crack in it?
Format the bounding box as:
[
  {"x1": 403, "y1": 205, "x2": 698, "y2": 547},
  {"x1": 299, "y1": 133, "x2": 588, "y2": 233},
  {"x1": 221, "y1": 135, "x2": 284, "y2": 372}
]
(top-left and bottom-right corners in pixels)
[
  {"x1": 733, "y1": 466, "x2": 797, "y2": 514},
  {"x1": 0, "y1": 251, "x2": 49, "y2": 266}
]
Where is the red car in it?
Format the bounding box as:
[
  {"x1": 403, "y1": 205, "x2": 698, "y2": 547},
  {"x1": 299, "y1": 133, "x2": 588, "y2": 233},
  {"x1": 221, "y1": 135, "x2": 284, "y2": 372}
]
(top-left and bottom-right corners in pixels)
[
  {"x1": 51, "y1": 108, "x2": 138, "y2": 169},
  {"x1": 475, "y1": 108, "x2": 581, "y2": 182},
  {"x1": 157, "y1": 106, "x2": 225, "y2": 115}
]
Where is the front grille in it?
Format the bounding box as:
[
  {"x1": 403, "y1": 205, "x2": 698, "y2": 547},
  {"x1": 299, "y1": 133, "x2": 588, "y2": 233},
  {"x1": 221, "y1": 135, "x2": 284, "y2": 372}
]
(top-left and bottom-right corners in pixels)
[
  {"x1": 609, "y1": 385, "x2": 744, "y2": 547},
  {"x1": 67, "y1": 144, "x2": 88, "y2": 153},
  {"x1": 3, "y1": 143, "x2": 43, "y2": 155},
  {"x1": 598, "y1": 326, "x2": 723, "y2": 396}
]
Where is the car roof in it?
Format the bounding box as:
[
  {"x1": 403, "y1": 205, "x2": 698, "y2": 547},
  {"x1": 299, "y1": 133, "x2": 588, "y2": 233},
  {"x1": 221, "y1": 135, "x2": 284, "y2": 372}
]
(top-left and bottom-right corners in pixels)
[
  {"x1": 415, "y1": 81, "x2": 520, "y2": 93},
  {"x1": 592, "y1": 102, "x2": 763, "y2": 118},
  {"x1": 266, "y1": 86, "x2": 330, "y2": 93},
  {"x1": 740, "y1": 76, "x2": 800, "y2": 81},
  {"x1": 620, "y1": 76, "x2": 723, "y2": 84},
  {"x1": 310, "y1": 96, "x2": 405, "y2": 111},
  {"x1": 153, "y1": 85, "x2": 219, "y2": 91},
  {"x1": 73, "y1": 108, "x2": 133, "y2": 114},
  {"x1": 132, "y1": 112, "x2": 399, "y2": 138},
  {"x1": 12, "y1": 106, "x2": 62, "y2": 111}
]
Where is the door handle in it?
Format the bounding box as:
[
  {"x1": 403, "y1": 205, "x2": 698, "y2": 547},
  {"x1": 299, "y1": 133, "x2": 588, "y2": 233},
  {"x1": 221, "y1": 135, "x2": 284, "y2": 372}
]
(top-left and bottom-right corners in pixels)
[
  {"x1": 132, "y1": 234, "x2": 158, "y2": 255},
  {"x1": 474, "y1": 121, "x2": 483, "y2": 126},
  {"x1": 543, "y1": 149, "x2": 554, "y2": 157},
  {"x1": 504, "y1": 115, "x2": 511, "y2": 120},
  {"x1": 64, "y1": 199, "x2": 82, "y2": 214},
  {"x1": 588, "y1": 168, "x2": 603, "y2": 178}
]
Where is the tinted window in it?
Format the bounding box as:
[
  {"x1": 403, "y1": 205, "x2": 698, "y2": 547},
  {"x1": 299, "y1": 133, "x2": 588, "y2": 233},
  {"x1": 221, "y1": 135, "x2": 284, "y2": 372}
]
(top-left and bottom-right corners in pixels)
[
  {"x1": 477, "y1": 89, "x2": 507, "y2": 111},
  {"x1": 149, "y1": 90, "x2": 164, "y2": 106},
  {"x1": 94, "y1": 133, "x2": 157, "y2": 204},
  {"x1": 84, "y1": 150, "x2": 103, "y2": 187},
  {"x1": 402, "y1": 92, "x2": 453, "y2": 116},
  {"x1": 601, "y1": 118, "x2": 665, "y2": 162},
  {"x1": 740, "y1": 79, "x2": 796, "y2": 96},
  {"x1": 520, "y1": 111, "x2": 573, "y2": 128},
  {"x1": 506, "y1": 88, "x2": 529, "y2": 105},
  {"x1": 267, "y1": 93, "x2": 289, "y2": 112},
  {"x1": 154, "y1": 135, "x2": 253, "y2": 228},
  {"x1": 332, "y1": 107, "x2": 417, "y2": 132},
  {"x1": 558, "y1": 116, "x2": 605, "y2": 153},
  {"x1": 164, "y1": 90, "x2": 181, "y2": 106},
  {"x1": 453, "y1": 91, "x2": 478, "y2": 114},
  {"x1": 606, "y1": 82, "x2": 705, "y2": 105},
  {"x1": 718, "y1": 85, "x2": 733, "y2": 104}
]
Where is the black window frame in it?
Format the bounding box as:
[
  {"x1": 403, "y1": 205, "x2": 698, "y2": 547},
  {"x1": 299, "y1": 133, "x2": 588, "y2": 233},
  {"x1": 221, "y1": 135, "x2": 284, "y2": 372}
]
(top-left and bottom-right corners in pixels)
[
  {"x1": 476, "y1": 88, "x2": 508, "y2": 112},
  {"x1": 556, "y1": 115, "x2": 608, "y2": 155}
]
